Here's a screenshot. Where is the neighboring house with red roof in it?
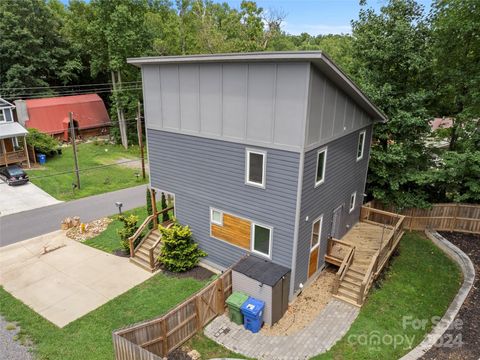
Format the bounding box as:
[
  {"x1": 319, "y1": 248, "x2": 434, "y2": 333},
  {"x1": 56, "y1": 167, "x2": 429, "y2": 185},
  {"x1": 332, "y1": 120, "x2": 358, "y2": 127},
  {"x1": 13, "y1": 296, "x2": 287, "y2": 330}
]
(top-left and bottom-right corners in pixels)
[{"x1": 15, "y1": 94, "x2": 111, "y2": 141}]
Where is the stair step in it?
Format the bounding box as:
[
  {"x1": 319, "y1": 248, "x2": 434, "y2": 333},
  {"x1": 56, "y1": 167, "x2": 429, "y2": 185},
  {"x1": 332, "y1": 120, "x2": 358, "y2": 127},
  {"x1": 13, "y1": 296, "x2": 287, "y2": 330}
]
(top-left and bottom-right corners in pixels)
[
  {"x1": 349, "y1": 265, "x2": 367, "y2": 274},
  {"x1": 137, "y1": 247, "x2": 150, "y2": 257},
  {"x1": 134, "y1": 251, "x2": 150, "y2": 262},
  {"x1": 130, "y1": 257, "x2": 155, "y2": 272},
  {"x1": 340, "y1": 281, "x2": 361, "y2": 291},
  {"x1": 346, "y1": 270, "x2": 364, "y2": 280},
  {"x1": 333, "y1": 294, "x2": 362, "y2": 307},
  {"x1": 337, "y1": 287, "x2": 360, "y2": 302}
]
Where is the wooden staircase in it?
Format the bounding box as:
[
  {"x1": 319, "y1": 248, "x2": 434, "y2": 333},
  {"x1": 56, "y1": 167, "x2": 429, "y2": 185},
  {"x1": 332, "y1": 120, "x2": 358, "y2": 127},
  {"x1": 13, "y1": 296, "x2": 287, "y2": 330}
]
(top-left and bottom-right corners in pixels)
[
  {"x1": 327, "y1": 206, "x2": 406, "y2": 307},
  {"x1": 130, "y1": 229, "x2": 163, "y2": 272}
]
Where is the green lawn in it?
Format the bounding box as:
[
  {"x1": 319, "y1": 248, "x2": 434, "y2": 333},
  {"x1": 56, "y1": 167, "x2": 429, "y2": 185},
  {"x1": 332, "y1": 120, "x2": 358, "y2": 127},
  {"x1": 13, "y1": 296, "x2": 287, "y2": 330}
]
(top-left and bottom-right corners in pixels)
[
  {"x1": 313, "y1": 232, "x2": 462, "y2": 360},
  {"x1": 27, "y1": 142, "x2": 148, "y2": 201},
  {"x1": 0, "y1": 274, "x2": 207, "y2": 360},
  {"x1": 84, "y1": 204, "x2": 173, "y2": 254}
]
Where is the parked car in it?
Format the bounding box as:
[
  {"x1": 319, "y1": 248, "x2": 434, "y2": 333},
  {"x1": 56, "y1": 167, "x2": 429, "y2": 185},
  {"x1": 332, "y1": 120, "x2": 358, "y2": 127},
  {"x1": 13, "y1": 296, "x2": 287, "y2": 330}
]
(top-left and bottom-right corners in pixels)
[{"x1": 0, "y1": 165, "x2": 29, "y2": 186}]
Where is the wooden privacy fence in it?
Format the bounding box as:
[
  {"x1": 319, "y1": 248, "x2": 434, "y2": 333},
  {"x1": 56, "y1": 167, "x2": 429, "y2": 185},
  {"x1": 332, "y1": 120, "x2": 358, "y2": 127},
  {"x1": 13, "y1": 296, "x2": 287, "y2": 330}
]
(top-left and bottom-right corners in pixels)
[
  {"x1": 367, "y1": 202, "x2": 480, "y2": 234},
  {"x1": 113, "y1": 269, "x2": 233, "y2": 359}
]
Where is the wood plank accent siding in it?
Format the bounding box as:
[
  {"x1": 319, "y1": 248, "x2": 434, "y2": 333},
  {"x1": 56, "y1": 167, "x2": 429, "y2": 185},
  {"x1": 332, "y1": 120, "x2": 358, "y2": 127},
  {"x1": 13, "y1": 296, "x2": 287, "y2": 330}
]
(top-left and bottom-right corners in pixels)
[
  {"x1": 113, "y1": 270, "x2": 233, "y2": 359},
  {"x1": 211, "y1": 213, "x2": 251, "y2": 249},
  {"x1": 308, "y1": 247, "x2": 319, "y2": 278}
]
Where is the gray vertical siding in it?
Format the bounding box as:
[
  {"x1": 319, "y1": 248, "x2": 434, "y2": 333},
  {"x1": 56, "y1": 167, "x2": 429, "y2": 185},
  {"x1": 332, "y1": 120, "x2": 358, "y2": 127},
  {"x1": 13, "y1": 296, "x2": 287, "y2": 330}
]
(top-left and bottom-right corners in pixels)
[
  {"x1": 305, "y1": 65, "x2": 372, "y2": 149},
  {"x1": 141, "y1": 62, "x2": 309, "y2": 152},
  {"x1": 147, "y1": 129, "x2": 300, "y2": 269},
  {"x1": 293, "y1": 126, "x2": 373, "y2": 290}
]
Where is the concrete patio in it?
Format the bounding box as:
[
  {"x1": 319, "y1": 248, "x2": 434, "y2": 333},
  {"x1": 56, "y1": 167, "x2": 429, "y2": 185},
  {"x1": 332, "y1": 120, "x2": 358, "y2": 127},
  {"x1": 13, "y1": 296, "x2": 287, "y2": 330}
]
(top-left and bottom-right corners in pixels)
[{"x1": 0, "y1": 231, "x2": 153, "y2": 327}]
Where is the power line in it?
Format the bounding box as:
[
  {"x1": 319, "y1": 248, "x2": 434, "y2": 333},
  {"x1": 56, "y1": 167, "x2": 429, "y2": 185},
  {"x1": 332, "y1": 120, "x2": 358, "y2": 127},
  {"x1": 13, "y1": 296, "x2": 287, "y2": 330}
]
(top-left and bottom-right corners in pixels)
[
  {"x1": 0, "y1": 81, "x2": 141, "y2": 91},
  {"x1": 3, "y1": 86, "x2": 142, "y2": 99},
  {"x1": 28, "y1": 117, "x2": 144, "y2": 135}
]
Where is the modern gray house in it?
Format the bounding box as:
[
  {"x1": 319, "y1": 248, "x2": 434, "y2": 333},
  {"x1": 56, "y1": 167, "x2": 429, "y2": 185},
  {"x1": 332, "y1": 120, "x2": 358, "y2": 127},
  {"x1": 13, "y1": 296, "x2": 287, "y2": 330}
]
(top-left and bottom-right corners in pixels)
[{"x1": 128, "y1": 52, "x2": 386, "y2": 300}]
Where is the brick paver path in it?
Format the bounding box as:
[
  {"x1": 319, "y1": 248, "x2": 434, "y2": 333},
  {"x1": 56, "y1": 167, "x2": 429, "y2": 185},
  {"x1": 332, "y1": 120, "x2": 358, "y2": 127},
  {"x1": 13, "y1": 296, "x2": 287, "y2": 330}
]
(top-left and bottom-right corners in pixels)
[{"x1": 205, "y1": 299, "x2": 359, "y2": 360}]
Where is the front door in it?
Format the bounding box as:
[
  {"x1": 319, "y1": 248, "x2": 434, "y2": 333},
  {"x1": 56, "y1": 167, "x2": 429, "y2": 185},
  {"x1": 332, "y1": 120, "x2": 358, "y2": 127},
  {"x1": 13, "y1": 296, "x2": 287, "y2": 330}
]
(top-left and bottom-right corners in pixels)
[
  {"x1": 331, "y1": 205, "x2": 343, "y2": 239},
  {"x1": 308, "y1": 216, "x2": 323, "y2": 278}
]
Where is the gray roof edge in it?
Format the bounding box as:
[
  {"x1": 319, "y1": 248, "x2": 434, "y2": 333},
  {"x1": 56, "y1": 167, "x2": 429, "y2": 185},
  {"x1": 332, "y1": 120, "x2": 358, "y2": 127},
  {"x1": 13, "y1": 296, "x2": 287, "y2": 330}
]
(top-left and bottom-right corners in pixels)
[{"x1": 127, "y1": 51, "x2": 387, "y2": 122}]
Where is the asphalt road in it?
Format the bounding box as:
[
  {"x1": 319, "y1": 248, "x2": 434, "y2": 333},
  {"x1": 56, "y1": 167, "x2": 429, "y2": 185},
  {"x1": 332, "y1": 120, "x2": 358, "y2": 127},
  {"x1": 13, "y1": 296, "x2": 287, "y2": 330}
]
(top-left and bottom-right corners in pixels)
[{"x1": 0, "y1": 184, "x2": 147, "y2": 247}]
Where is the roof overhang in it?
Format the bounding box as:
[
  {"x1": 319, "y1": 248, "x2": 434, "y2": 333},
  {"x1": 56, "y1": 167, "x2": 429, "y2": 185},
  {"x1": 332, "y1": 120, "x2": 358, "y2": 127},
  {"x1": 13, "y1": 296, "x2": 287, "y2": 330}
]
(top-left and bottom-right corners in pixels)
[
  {"x1": 127, "y1": 51, "x2": 387, "y2": 122},
  {"x1": 0, "y1": 122, "x2": 28, "y2": 139}
]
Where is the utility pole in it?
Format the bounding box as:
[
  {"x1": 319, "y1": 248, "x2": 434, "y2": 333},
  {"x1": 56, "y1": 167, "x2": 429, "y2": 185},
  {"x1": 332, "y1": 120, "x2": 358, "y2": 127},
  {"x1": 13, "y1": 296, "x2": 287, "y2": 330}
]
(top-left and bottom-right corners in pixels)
[
  {"x1": 136, "y1": 101, "x2": 146, "y2": 179},
  {"x1": 111, "y1": 71, "x2": 128, "y2": 149},
  {"x1": 69, "y1": 112, "x2": 81, "y2": 189}
]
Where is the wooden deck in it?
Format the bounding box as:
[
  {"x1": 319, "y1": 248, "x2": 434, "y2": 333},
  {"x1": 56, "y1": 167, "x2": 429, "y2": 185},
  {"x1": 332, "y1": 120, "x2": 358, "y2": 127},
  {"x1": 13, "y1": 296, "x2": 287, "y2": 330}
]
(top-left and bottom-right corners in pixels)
[{"x1": 325, "y1": 206, "x2": 405, "y2": 306}]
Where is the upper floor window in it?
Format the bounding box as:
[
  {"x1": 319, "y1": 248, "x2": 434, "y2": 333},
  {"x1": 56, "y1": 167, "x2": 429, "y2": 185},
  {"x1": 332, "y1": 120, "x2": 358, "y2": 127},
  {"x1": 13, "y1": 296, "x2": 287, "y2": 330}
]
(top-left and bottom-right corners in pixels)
[
  {"x1": 357, "y1": 130, "x2": 366, "y2": 161},
  {"x1": 315, "y1": 148, "x2": 327, "y2": 187},
  {"x1": 246, "y1": 149, "x2": 266, "y2": 188},
  {"x1": 349, "y1": 192, "x2": 357, "y2": 213},
  {"x1": 0, "y1": 110, "x2": 6, "y2": 123},
  {"x1": 251, "y1": 223, "x2": 272, "y2": 258}
]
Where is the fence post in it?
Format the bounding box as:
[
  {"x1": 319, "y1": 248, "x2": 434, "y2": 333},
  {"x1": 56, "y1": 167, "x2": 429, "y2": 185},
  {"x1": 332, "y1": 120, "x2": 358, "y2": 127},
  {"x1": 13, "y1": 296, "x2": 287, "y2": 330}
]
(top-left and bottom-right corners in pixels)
[
  {"x1": 195, "y1": 295, "x2": 202, "y2": 331},
  {"x1": 216, "y1": 278, "x2": 225, "y2": 315},
  {"x1": 451, "y1": 203, "x2": 460, "y2": 232},
  {"x1": 161, "y1": 319, "x2": 168, "y2": 356}
]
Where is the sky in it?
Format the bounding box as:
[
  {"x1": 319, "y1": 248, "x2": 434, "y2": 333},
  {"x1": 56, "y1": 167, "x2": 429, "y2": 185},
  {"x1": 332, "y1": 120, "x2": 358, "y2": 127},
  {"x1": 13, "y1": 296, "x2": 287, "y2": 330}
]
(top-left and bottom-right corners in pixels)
[{"x1": 213, "y1": 0, "x2": 433, "y2": 35}]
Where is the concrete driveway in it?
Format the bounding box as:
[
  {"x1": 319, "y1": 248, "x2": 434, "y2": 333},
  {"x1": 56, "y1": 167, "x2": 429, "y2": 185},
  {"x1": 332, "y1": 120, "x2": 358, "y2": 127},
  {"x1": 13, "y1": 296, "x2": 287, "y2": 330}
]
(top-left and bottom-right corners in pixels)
[
  {"x1": 0, "y1": 181, "x2": 61, "y2": 217},
  {"x1": 0, "y1": 231, "x2": 153, "y2": 327}
]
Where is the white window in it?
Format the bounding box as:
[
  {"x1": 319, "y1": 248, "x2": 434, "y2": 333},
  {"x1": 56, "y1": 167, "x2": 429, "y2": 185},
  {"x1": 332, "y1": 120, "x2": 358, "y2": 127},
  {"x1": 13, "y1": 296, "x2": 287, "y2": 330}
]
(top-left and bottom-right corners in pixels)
[
  {"x1": 246, "y1": 149, "x2": 266, "y2": 188},
  {"x1": 210, "y1": 208, "x2": 223, "y2": 226},
  {"x1": 349, "y1": 192, "x2": 357, "y2": 213},
  {"x1": 251, "y1": 223, "x2": 272, "y2": 258},
  {"x1": 310, "y1": 216, "x2": 323, "y2": 249},
  {"x1": 357, "y1": 130, "x2": 366, "y2": 161},
  {"x1": 315, "y1": 148, "x2": 327, "y2": 187},
  {"x1": 0, "y1": 110, "x2": 5, "y2": 123}
]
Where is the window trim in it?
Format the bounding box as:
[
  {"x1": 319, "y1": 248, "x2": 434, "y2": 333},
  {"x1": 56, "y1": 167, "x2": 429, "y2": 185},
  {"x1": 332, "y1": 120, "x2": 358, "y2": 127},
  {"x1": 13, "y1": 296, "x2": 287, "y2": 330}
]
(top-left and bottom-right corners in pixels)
[
  {"x1": 0, "y1": 109, "x2": 5, "y2": 123},
  {"x1": 245, "y1": 148, "x2": 267, "y2": 189},
  {"x1": 314, "y1": 147, "x2": 327, "y2": 187},
  {"x1": 251, "y1": 222, "x2": 273, "y2": 259},
  {"x1": 210, "y1": 207, "x2": 223, "y2": 226},
  {"x1": 310, "y1": 215, "x2": 323, "y2": 251},
  {"x1": 349, "y1": 192, "x2": 357, "y2": 213},
  {"x1": 356, "y1": 130, "x2": 366, "y2": 161}
]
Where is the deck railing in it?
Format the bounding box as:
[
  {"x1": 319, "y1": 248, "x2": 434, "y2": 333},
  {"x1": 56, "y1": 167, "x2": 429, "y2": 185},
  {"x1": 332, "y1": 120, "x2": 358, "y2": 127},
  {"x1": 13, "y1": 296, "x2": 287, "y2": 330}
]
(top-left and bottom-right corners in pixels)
[{"x1": 358, "y1": 206, "x2": 405, "y2": 305}]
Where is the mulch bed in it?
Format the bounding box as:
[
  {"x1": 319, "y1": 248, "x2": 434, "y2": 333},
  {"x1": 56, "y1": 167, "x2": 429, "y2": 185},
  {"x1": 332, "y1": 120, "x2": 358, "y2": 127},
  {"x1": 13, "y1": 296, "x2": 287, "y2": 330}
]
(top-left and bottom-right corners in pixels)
[
  {"x1": 113, "y1": 249, "x2": 130, "y2": 258},
  {"x1": 162, "y1": 265, "x2": 215, "y2": 282},
  {"x1": 422, "y1": 231, "x2": 480, "y2": 360}
]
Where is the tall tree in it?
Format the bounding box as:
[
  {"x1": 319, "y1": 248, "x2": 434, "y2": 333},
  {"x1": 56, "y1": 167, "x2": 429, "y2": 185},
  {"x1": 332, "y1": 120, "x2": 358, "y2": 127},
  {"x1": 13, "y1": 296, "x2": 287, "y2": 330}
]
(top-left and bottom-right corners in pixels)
[
  {"x1": 0, "y1": 0, "x2": 81, "y2": 98},
  {"x1": 351, "y1": 0, "x2": 433, "y2": 208}
]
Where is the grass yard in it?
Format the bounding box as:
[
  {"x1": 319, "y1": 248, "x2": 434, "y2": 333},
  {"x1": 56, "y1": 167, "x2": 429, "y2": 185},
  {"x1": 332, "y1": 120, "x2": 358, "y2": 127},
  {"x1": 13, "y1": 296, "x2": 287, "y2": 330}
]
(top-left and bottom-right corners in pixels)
[
  {"x1": 313, "y1": 231, "x2": 462, "y2": 360},
  {"x1": 84, "y1": 204, "x2": 173, "y2": 254},
  {"x1": 27, "y1": 142, "x2": 148, "y2": 201},
  {"x1": 0, "y1": 274, "x2": 207, "y2": 360}
]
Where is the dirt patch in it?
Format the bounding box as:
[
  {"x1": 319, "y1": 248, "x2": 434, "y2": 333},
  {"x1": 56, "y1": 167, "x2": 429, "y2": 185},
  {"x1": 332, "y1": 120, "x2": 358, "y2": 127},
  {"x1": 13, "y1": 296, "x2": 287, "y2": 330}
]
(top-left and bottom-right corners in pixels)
[
  {"x1": 113, "y1": 249, "x2": 130, "y2": 258},
  {"x1": 114, "y1": 157, "x2": 149, "y2": 171},
  {"x1": 422, "y1": 231, "x2": 480, "y2": 360},
  {"x1": 66, "y1": 217, "x2": 112, "y2": 242},
  {"x1": 261, "y1": 267, "x2": 336, "y2": 336},
  {"x1": 162, "y1": 265, "x2": 215, "y2": 282}
]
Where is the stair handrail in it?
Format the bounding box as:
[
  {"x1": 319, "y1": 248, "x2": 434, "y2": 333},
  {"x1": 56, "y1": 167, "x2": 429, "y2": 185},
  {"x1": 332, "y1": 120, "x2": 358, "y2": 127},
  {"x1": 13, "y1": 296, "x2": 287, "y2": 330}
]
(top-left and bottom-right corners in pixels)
[
  {"x1": 334, "y1": 246, "x2": 355, "y2": 294},
  {"x1": 129, "y1": 214, "x2": 154, "y2": 257}
]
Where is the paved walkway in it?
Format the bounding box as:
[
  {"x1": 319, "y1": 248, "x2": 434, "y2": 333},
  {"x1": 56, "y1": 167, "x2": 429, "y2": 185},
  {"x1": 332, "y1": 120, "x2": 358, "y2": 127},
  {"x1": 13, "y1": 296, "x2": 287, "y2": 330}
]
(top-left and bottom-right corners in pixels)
[
  {"x1": 0, "y1": 181, "x2": 61, "y2": 217},
  {"x1": 205, "y1": 299, "x2": 359, "y2": 360},
  {"x1": 0, "y1": 184, "x2": 146, "y2": 247},
  {"x1": 0, "y1": 231, "x2": 153, "y2": 327}
]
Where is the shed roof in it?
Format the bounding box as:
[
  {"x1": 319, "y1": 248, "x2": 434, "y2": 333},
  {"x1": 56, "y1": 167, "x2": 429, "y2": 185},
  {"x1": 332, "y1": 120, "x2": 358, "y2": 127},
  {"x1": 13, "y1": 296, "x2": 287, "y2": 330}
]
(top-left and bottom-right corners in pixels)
[
  {"x1": 127, "y1": 51, "x2": 387, "y2": 122},
  {"x1": 233, "y1": 255, "x2": 290, "y2": 287},
  {"x1": 23, "y1": 94, "x2": 110, "y2": 134},
  {"x1": 0, "y1": 122, "x2": 28, "y2": 140}
]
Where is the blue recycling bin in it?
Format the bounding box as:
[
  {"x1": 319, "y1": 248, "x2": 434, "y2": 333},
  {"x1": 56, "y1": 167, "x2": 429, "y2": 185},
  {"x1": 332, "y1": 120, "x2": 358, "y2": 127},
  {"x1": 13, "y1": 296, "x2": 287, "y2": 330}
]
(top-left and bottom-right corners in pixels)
[
  {"x1": 240, "y1": 297, "x2": 265, "y2": 333},
  {"x1": 38, "y1": 154, "x2": 46, "y2": 165}
]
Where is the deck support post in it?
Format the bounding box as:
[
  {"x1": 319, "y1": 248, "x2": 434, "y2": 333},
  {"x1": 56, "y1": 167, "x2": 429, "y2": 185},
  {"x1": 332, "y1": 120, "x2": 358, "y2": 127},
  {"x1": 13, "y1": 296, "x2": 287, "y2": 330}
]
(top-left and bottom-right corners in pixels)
[
  {"x1": 151, "y1": 188, "x2": 158, "y2": 228},
  {"x1": 23, "y1": 136, "x2": 31, "y2": 168},
  {"x1": 1, "y1": 139, "x2": 7, "y2": 166}
]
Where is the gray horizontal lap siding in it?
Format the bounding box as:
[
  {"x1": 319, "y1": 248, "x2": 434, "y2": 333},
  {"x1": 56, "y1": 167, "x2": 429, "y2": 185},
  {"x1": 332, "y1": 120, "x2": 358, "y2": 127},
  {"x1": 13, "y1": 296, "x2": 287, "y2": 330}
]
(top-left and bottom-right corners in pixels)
[
  {"x1": 294, "y1": 126, "x2": 372, "y2": 290},
  {"x1": 147, "y1": 129, "x2": 299, "y2": 269}
]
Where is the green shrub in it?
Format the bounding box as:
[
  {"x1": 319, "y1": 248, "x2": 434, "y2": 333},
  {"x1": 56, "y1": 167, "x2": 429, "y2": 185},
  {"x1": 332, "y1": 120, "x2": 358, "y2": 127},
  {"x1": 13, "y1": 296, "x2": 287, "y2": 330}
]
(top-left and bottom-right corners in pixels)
[
  {"x1": 26, "y1": 128, "x2": 61, "y2": 156},
  {"x1": 158, "y1": 222, "x2": 207, "y2": 272},
  {"x1": 161, "y1": 192, "x2": 169, "y2": 223},
  {"x1": 116, "y1": 214, "x2": 139, "y2": 252}
]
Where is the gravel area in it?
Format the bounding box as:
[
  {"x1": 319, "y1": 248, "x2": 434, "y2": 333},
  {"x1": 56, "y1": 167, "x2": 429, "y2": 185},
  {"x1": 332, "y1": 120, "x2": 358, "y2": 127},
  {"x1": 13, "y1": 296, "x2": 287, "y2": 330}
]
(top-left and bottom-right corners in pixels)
[
  {"x1": 0, "y1": 316, "x2": 34, "y2": 360},
  {"x1": 422, "y1": 232, "x2": 480, "y2": 360},
  {"x1": 66, "y1": 217, "x2": 113, "y2": 242},
  {"x1": 261, "y1": 266, "x2": 336, "y2": 336}
]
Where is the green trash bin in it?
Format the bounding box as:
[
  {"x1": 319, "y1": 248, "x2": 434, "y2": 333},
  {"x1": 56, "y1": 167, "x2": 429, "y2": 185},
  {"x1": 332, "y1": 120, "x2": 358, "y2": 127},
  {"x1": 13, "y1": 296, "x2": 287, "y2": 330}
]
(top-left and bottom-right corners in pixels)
[{"x1": 226, "y1": 291, "x2": 249, "y2": 325}]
